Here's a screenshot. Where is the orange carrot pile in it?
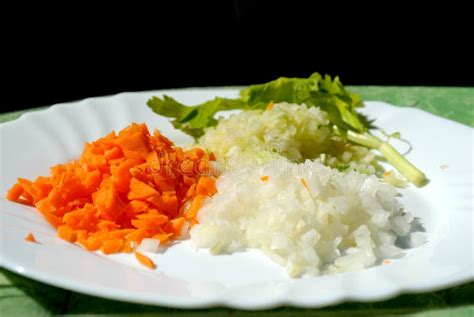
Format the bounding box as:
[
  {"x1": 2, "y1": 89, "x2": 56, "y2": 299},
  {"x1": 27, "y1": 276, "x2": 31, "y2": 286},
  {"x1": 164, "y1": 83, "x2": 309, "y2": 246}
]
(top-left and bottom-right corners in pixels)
[{"x1": 7, "y1": 123, "x2": 217, "y2": 256}]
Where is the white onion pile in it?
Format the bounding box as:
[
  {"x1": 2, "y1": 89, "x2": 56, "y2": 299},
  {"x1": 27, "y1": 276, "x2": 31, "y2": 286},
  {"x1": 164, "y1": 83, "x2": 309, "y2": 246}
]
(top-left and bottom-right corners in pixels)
[{"x1": 191, "y1": 159, "x2": 417, "y2": 277}]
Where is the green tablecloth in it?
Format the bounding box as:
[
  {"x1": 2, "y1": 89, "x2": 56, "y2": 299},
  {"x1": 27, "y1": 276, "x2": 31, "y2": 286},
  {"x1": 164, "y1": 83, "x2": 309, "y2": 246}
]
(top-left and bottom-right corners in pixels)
[{"x1": 1, "y1": 86, "x2": 473, "y2": 316}]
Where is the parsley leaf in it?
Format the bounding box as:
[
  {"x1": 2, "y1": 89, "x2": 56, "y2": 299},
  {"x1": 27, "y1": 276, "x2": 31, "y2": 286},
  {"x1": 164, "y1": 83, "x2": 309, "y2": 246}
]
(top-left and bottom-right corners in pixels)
[{"x1": 147, "y1": 96, "x2": 245, "y2": 139}]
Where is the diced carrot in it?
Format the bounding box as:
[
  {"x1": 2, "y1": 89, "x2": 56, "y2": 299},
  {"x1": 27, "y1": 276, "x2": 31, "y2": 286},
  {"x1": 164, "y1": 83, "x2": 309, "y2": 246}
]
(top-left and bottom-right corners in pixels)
[
  {"x1": 196, "y1": 176, "x2": 217, "y2": 196},
  {"x1": 161, "y1": 194, "x2": 178, "y2": 216},
  {"x1": 164, "y1": 217, "x2": 186, "y2": 237},
  {"x1": 17, "y1": 178, "x2": 35, "y2": 197},
  {"x1": 187, "y1": 148, "x2": 205, "y2": 160},
  {"x1": 197, "y1": 160, "x2": 211, "y2": 175},
  {"x1": 175, "y1": 149, "x2": 184, "y2": 161},
  {"x1": 122, "y1": 239, "x2": 133, "y2": 253},
  {"x1": 188, "y1": 218, "x2": 199, "y2": 229},
  {"x1": 146, "y1": 151, "x2": 161, "y2": 173},
  {"x1": 108, "y1": 157, "x2": 126, "y2": 166},
  {"x1": 112, "y1": 159, "x2": 137, "y2": 193},
  {"x1": 134, "y1": 250, "x2": 156, "y2": 269},
  {"x1": 5, "y1": 123, "x2": 218, "y2": 257},
  {"x1": 153, "y1": 175, "x2": 176, "y2": 192},
  {"x1": 107, "y1": 229, "x2": 135, "y2": 239},
  {"x1": 156, "y1": 133, "x2": 173, "y2": 148},
  {"x1": 116, "y1": 132, "x2": 149, "y2": 158},
  {"x1": 85, "y1": 154, "x2": 107, "y2": 171},
  {"x1": 85, "y1": 231, "x2": 108, "y2": 251},
  {"x1": 101, "y1": 239, "x2": 124, "y2": 254},
  {"x1": 266, "y1": 101, "x2": 274, "y2": 110},
  {"x1": 128, "y1": 178, "x2": 158, "y2": 200},
  {"x1": 260, "y1": 175, "x2": 269, "y2": 182},
  {"x1": 300, "y1": 178, "x2": 309, "y2": 190},
  {"x1": 127, "y1": 200, "x2": 150, "y2": 214},
  {"x1": 185, "y1": 183, "x2": 196, "y2": 198},
  {"x1": 25, "y1": 233, "x2": 37, "y2": 243},
  {"x1": 183, "y1": 175, "x2": 195, "y2": 186},
  {"x1": 93, "y1": 177, "x2": 123, "y2": 221},
  {"x1": 48, "y1": 188, "x2": 64, "y2": 209},
  {"x1": 125, "y1": 228, "x2": 151, "y2": 244},
  {"x1": 58, "y1": 226, "x2": 77, "y2": 243},
  {"x1": 76, "y1": 230, "x2": 89, "y2": 248},
  {"x1": 63, "y1": 204, "x2": 97, "y2": 231},
  {"x1": 135, "y1": 213, "x2": 169, "y2": 228},
  {"x1": 20, "y1": 190, "x2": 34, "y2": 205},
  {"x1": 104, "y1": 147, "x2": 122, "y2": 161},
  {"x1": 131, "y1": 219, "x2": 165, "y2": 230},
  {"x1": 147, "y1": 195, "x2": 163, "y2": 209},
  {"x1": 42, "y1": 212, "x2": 63, "y2": 228},
  {"x1": 185, "y1": 194, "x2": 205, "y2": 220},
  {"x1": 83, "y1": 170, "x2": 101, "y2": 191},
  {"x1": 6, "y1": 183, "x2": 24, "y2": 202},
  {"x1": 98, "y1": 221, "x2": 120, "y2": 230},
  {"x1": 179, "y1": 159, "x2": 194, "y2": 175},
  {"x1": 35, "y1": 197, "x2": 56, "y2": 215},
  {"x1": 152, "y1": 233, "x2": 172, "y2": 244},
  {"x1": 136, "y1": 213, "x2": 168, "y2": 221},
  {"x1": 32, "y1": 178, "x2": 53, "y2": 201}
]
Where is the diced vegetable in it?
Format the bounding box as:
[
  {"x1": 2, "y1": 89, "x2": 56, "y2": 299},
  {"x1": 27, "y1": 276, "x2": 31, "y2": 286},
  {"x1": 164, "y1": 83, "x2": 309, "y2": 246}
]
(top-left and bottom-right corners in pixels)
[
  {"x1": 134, "y1": 250, "x2": 156, "y2": 269},
  {"x1": 25, "y1": 233, "x2": 36, "y2": 243},
  {"x1": 147, "y1": 73, "x2": 426, "y2": 186},
  {"x1": 6, "y1": 123, "x2": 217, "y2": 256}
]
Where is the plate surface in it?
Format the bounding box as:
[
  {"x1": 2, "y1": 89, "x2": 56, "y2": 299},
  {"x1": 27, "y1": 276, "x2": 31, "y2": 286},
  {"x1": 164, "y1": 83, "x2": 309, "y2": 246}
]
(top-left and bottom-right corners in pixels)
[{"x1": 0, "y1": 88, "x2": 472, "y2": 309}]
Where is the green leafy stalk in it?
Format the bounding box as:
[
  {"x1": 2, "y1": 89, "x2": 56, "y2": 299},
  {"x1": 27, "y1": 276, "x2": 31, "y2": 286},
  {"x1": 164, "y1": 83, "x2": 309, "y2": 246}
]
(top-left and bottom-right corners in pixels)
[
  {"x1": 345, "y1": 131, "x2": 427, "y2": 186},
  {"x1": 147, "y1": 96, "x2": 245, "y2": 138},
  {"x1": 146, "y1": 72, "x2": 427, "y2": 186},
  {"x1": 240, "y1": 73, "x2": 367, "y2": 132}
]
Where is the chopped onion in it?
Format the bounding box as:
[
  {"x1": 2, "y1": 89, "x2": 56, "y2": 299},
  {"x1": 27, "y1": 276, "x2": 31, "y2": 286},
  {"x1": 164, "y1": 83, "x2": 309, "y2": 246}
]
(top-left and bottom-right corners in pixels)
[
  {"x1": 190, "y1": 158, "x2": 425, "y2": 277},
  {"x1": 137, "y1": 238, "x2": 162, "y2": 253}
]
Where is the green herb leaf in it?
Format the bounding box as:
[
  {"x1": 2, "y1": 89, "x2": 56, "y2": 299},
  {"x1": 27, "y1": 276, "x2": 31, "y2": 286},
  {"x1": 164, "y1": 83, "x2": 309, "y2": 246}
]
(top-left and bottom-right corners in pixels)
[
  {"x1": 337, "y1": 164, "x2": 351, "y2": 172},
  {"x1": 147, "y1": 96, "x2": 245, "y2": 139},
  {"x1": 147, "y1": 73, "x2": 369, "y2": 139},
  {"x1": 241, "y1": 73, "x2": 368, "y2": 132},
  {"x1": 240, "y1": 73, "x2": 322, "y2": 108}
]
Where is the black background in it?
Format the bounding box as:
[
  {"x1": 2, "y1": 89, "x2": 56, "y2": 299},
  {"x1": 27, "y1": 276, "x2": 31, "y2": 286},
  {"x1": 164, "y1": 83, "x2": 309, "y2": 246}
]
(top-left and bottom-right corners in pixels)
[{"x1": 1, "y1": 2, "x2": 471, "y2": 113}]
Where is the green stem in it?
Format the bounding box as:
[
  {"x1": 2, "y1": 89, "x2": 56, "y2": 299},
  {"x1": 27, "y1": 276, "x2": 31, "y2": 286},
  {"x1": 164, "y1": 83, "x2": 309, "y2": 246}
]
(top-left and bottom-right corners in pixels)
[{"x1": 347, "y1": 131, "x2": 427, "y2": 187}]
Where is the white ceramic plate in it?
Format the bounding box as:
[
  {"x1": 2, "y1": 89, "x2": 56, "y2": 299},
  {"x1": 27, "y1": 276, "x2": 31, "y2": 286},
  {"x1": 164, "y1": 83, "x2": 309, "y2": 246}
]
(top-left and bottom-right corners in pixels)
[{"x1": 0, "y1": 88, "x2": 472, "y2": 310}]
